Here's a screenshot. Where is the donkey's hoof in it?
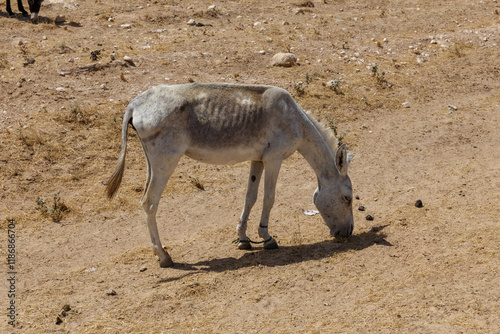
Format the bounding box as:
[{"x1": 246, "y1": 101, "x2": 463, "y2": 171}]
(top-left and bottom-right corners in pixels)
[
  {"x1": 237, "y1": 240, "x2": 252, "y2": 250},
  {"x1": 264, "y1": 238, "x2": 278, "y2": 250},
  {"x1": 159, "y1": 255, "x2": 174, "y2": 268}
]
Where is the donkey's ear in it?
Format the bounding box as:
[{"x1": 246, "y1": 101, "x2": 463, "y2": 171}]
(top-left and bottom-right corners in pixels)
[{"x1": 335, "y1": 143, "x2": 353, "y2": 176}]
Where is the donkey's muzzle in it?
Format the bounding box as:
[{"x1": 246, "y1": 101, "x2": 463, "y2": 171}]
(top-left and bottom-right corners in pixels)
[{"x1": 332, "y1": 223, "x2": 353, "y2": 239}]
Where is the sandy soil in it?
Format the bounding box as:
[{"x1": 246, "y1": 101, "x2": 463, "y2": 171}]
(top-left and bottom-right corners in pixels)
[{"x1": 1, "y1": 0, "x2": 499, "y2": 332}]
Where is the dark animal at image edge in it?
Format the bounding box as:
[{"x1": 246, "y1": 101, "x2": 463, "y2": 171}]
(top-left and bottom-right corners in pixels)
[{"x1": 6, "y1": 0, "x2": 43, "y2": 20}]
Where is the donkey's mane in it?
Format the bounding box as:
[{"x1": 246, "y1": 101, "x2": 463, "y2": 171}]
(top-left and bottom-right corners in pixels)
[{"x1": 305, "y1": 112, "x2": 339, "y2": 154}]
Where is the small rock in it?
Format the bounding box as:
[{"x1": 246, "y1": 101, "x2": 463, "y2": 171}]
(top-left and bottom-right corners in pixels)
[
  {"x1": 42, "y1": 35, "x2": 47, "y2": 40},
  {"x1": 120, "y1": 24, "x2": 132, "y2": 29},
  {"x1": 402, "y1": 102, "x2": 410, "y2": 108},
  {"x1": 187, "y1": 19, "x2": 196, "y2": 26},
  {"x1": 365, "y1": 215, "x2": 374, "y2": 221},
  {"x1": 208, "y1": 5, "x2": 218, "y2": 10},
  {"x1": 123, "y1": 56, "x2": 134, "y2": 64},
  {"x1": 259, "y1": 50, "x2": 266, "y2": 55},
  {"x1": 55, "y1": 15, "x2": 66, "y2": 23},
  {"x1": 358, "y1": 206, "x2": 365, "y2": 211},
  {"x1": 270, "y1": 52, "x2": 297, "y2": 67},
  {"x1": 448, "y1": 104, "x2": 458, "y2": 111},
  {"x1": 58, "y1": 70, "x2": 71, "y2": 76},
  {"x1": 139, "y1": 265, "x2": 147, "y2": 272},
  {"x1": 56, "y1": 87, "x2": 66, "y2": 92},
  {"x1": 430, "y1": 39, "x2": 437, "y2": 44},
  {"x1": 355, "y1": 196, "x2": 360, "y2": 200},
  {"x1": 415, "y1": 200, "x2": 424, "y2": 208},
  {"x1": 106, "y1": 289, "x2": 117, "y2": 296},
  {"x1": 55, "y1": 316, "x2": 63, "y2": 325}
]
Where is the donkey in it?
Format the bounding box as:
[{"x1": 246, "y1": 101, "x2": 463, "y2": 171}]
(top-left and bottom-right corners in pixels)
[
  {"x1": 6, "y1": 0, "x2": 43, "y2": 20},
  {"x1": 106, "y1": 83, "x2": 354, "y2": 267}
]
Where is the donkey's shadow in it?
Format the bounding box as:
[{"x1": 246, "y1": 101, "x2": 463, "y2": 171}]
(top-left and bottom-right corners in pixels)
[{"x1": 158, "y1": 225, "x2": 391, "y2": 282}]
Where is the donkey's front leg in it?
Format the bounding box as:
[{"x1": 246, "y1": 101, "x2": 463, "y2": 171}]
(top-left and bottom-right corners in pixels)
[
  {"x1": 258, "y1": 160, "x2": 282, "y2": 249},
  {"x1": 237, "y1": 161, "x2": 264, "y2": 249}
]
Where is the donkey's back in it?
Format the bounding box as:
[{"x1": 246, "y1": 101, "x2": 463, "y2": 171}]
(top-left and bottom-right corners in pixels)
[{"x1": 130, "y1": 83, "x2": 304, "y2": 164}]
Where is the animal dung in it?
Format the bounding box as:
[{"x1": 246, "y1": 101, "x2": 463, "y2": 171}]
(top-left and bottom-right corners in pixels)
[
  {"x1": 358, "y1": 206, "x2": 365, "y2": 211},
  {"x1": 55, "y1": 304, "x2": 71, "y2": 325},
  {"x1": 415, "y1": 200, "x2": 424, "y2": 208},
  {"x1": 365, "y1": 215, "x2": 374, "y2": 221}
]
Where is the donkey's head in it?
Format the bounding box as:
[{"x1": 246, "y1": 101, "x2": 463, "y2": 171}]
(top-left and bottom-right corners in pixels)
[
  {"x1": 313, "y1": 144, "x2": 354, "y2": 239},
  {"x1": 28, "y1": 0, "x2": 43, "y2": 20}
]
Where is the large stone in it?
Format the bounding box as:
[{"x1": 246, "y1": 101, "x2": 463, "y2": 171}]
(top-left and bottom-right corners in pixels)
[{"x1": 270, "y1": 53, "x2": 297, "y2": 67}]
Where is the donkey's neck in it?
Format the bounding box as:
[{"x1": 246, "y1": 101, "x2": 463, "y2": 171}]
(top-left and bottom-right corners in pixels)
[{"x1": 297, "y1": 121, "x2": 339, "y2": 183}]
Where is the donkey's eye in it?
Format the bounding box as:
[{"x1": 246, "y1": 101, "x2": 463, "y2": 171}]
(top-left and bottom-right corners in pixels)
[{"x1": 343, "y1": 196, "x2": 352, "y2": 205}]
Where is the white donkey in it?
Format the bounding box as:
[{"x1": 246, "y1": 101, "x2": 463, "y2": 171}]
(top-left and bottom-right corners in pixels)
[{"x1": 106, "y1": 83, "x2": 354, "y2": 267}]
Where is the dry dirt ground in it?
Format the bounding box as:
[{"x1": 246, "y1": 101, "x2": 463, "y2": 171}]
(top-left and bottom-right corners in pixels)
[{"x1": 1, "y1": 0, "x2": 499, "y2": 333}]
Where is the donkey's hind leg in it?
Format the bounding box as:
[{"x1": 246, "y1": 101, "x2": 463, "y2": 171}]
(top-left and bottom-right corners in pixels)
[
  {"x1": 237, "y1": 161, "x2": 264, "y2": 249},
  {"x1": 142, "y1": 154, "x2": 181, "y2": 267}
]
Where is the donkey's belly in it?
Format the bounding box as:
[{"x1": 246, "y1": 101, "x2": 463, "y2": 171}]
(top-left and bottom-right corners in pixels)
[{"x1": 185, "y1": 145, "x2": 263, "y2": 164}]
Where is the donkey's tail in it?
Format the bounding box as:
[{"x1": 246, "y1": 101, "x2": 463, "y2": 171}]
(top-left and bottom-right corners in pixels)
[{"x1": 106, "y1": 105, "x2": 134, "y2": 199}]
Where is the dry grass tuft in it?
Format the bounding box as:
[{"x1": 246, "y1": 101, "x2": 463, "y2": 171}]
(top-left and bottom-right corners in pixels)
[
  {"x1": 17, "y1": 127, "x2": 45, "y2": 148},
  {"x1": 35, "y1": 193, "x2": 70, "y2": 223},
  {"x1": 58, "y1": 102, "x2": 99, "y2": 126},
  {"x1": 295, "y1": 1, "x2": 315, "y2": 7}
]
